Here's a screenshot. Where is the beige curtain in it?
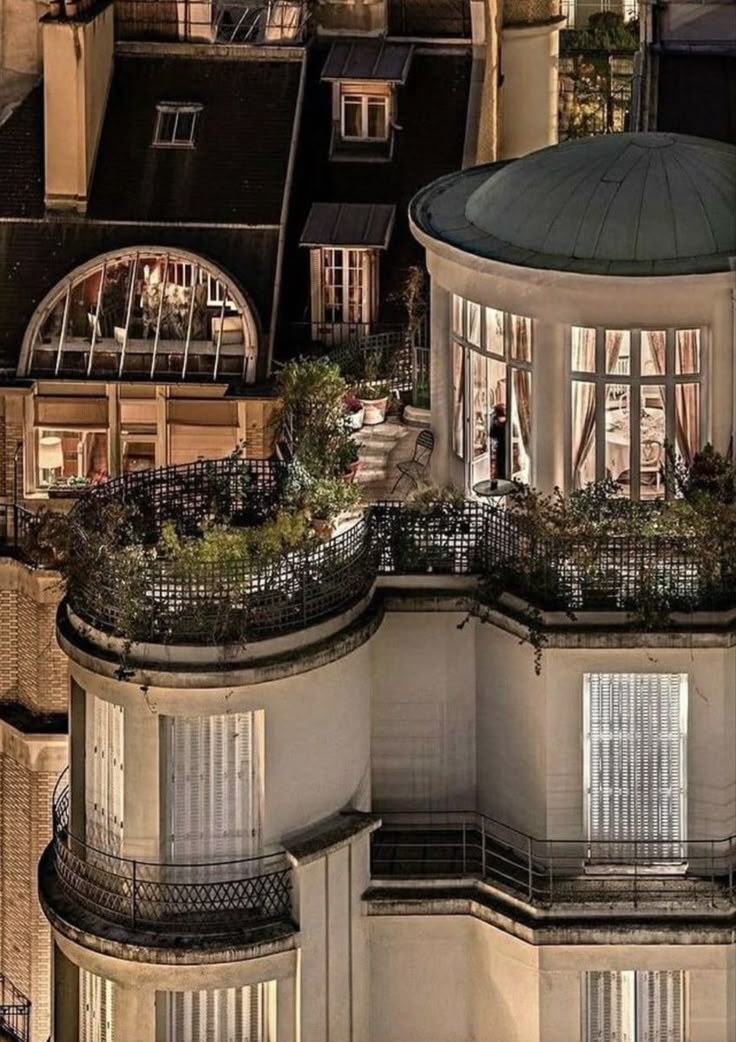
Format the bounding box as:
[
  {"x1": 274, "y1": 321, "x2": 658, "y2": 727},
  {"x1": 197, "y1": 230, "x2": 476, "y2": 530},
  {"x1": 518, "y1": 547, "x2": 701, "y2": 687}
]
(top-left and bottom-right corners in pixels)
[
  {"x1": 572, "y1": 328, "x2": 597, "y2": 487},
  {"x1": 512, "y1": 368, "x2": 531, "y2": 480},
  {"x1": 452, "y1": 341, "x2": 465, "y2": 458},
  {"x1": 675, "y1": 332, "x2": 700, "y2": 463}
]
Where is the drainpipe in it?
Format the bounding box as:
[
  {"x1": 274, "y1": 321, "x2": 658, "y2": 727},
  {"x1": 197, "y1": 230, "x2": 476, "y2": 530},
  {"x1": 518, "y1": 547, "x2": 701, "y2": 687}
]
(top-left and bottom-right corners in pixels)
[{"x1": 267, "y1": 49, "x2": 308, "y2": 378}]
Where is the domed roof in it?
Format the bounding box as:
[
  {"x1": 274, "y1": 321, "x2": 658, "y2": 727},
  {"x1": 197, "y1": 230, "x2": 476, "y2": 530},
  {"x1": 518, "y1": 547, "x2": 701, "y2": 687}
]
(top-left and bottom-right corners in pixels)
[{"x1": 411, "y1": 133, "x2": 736, "y2": 276}]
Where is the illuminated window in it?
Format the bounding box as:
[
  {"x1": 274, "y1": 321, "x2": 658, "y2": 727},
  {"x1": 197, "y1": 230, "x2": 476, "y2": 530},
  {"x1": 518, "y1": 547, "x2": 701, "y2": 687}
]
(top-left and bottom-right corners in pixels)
[
  {"x1": 450, "y1": 295, "x2": 533, "y2": 486},
  {"x1": 570, "y1": 327, "x2": 703, "y2": 498},
  {"x1": 153, "y1": 103, "x2": 202, "y2": 147},
  {"x1": 36, "y1": 428, "x2": 108, "y2": 488},
  {"x1": 341, "y1": 92, "x2": 389, "y2": 141}
]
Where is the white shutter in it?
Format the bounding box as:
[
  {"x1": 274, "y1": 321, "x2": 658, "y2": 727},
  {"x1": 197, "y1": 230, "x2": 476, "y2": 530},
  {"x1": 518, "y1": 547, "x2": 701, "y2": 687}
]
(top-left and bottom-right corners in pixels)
[
  {"x1": 169, "y1": 713, "x2": 258, "y2": 864},
  {"x1": 637, "y1": 971, "x2": 685, "y2": 1042},
  {"x1": 80, "y1": 968, "x2": 114, "y2": 1042},
  {"x1": 86, "y1": 696, "x2": 124, "y2": 855},
  {"x1": 586, "y1": 674, "x2": 686, "y2": 862},
  {"x1": 584, "y1": 971, "x2": 635, "y2": 1042},
  {"x1": 165, "y1": 982, "x2": 276, "y2": 1042}
]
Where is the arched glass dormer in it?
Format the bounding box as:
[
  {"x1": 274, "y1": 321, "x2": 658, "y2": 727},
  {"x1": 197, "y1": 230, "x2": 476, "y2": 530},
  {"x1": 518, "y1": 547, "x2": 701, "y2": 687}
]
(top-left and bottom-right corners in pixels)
[{"x1": 19, "y1": 248, "x2": 260, "y2": 382}]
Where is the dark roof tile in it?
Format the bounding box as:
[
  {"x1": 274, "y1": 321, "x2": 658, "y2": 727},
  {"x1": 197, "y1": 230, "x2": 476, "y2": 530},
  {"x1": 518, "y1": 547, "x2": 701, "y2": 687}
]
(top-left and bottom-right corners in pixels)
[
  {"x1": 88, "y1": 53, "x2": 302, "y2": 224},
  {"x1": 0, "y1": 86, "x2": 44, "y2": 218}
]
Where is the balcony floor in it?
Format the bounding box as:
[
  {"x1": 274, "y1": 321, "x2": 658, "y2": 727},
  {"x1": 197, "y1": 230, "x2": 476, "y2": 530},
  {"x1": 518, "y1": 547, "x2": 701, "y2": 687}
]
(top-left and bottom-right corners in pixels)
[{"x1": 355, "y1": 416, "x2": 419, "y2": 502}]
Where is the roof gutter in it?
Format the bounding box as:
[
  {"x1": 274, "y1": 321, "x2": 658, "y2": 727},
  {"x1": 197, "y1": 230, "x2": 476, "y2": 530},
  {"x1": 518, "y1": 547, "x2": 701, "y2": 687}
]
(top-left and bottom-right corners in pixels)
[{"x1": 267, "y1": 48, "x2": 308, "y2": 378}]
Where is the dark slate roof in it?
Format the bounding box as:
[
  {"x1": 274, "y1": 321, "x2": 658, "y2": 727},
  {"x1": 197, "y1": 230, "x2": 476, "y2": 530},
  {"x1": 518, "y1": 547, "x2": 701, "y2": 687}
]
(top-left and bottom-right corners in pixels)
[
  {"x1": 88, "y1": 53, "x2": 302, "y2": 224},
  {"x1": 0, "y1": 222, "x2": 279, "y2": 370},
  {"x1": 321, "y1": 40, "x2": 413, "y2": 83},
  {"x1": 280, "y1": 45, "x2": 471, "y2": 339},
  {"x1": 0, "y1": 85, "x2": 44, "y2": 218},
  {"x1": 657, "y1": 53, "x2": 736, "y2": 146},
  {"x1": 300, "y1": 203, "x2": 396, "y2": 247},
  {"x1": 413, "y1": 133, "x2": 736, "y2": 277}
]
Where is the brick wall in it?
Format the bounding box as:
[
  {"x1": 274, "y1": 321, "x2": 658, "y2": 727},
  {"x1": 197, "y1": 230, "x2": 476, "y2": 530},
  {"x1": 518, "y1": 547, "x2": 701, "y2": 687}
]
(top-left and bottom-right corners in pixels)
[{"x1": 0, "y1": 589, "x2": 18, "y2": 701}]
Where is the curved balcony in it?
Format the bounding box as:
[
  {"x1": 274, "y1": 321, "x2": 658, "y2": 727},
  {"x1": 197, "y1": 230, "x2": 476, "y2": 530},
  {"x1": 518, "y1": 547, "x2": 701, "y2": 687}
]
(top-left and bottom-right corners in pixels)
[
  {"x1": 52, "y1": 457, "x2": 736, "y2": 649},
  {"x1": 45, "y1": 780, "x2": 293, "y2": 945}
]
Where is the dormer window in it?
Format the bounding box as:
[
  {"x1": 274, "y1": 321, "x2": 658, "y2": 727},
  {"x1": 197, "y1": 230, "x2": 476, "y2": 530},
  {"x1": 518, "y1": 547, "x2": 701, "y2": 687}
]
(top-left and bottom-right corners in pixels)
[
  {"x1": 341, "y1": 91, "x2": 390, "y2": 142},
  {"x1": 321, "y1": 40, "x2": 413, "y2": 162},
  {"x1": 153, "y1": 103, "x2": 202, "y2": 148}
]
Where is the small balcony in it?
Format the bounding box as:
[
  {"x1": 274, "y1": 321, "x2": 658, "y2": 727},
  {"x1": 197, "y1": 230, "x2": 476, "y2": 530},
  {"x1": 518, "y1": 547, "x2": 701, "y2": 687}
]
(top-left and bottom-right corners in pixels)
[
  {"x1": 114, "y1": 0, "x2": 309, "y2": 44},
  {"x1": 0, "y1": 977, "x2": 30, "y2": 1042},
  {"x1": 42, "y1": 781, "x2": 294, "y2": 947},
  {"x1": 371, "y1": 812, "x2": 736, "y2": 913}
]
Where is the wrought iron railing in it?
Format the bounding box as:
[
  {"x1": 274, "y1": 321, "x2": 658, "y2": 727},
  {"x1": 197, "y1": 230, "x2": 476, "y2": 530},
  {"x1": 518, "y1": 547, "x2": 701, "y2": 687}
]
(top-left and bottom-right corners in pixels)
[
  {"x1": 0, "y1": 504, "x2": 46, "y2": 567},
  {"x1": 51, "y1": 776, "x2": 292, "y2": 935},
  {"x1": 0, "y1": 976, "x2": 30, "y2": 1042},
  {"x1": 372, "y1": 811, "x2": 736, "y2": 909},
  {"x1": 57, "y1": 461, "x2": 736, "y2": 644}
]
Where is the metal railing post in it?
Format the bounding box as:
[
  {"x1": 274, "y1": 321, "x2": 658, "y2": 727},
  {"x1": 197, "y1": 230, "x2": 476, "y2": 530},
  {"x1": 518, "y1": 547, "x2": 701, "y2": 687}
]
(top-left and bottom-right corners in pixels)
[
  {"x1": 481, "y1": 816, "x2": 486, "y2": 879},
  {"x1": 527, "y1": 835, "x2": 533, "y2": 902},
  {"x1": 462, "y1": 819, "x2": 467, "y2": 875},
  {"x1": 730, "y1": 835, "x2": 734, "y2": 903},
  {"x1": 131, "y1": 860, "x2": 137, "y2": 928},
  {"x1": 711, "y1": 839, "x2": 716, "y2": 908}
]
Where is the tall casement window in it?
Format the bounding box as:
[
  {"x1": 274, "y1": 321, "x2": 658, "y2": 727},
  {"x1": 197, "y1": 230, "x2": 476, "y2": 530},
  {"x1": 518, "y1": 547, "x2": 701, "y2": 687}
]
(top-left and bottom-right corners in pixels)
[
  {"x1": 584, "y1": 970, "x2": 685, "y2": 1042},
  {"x1": 86, "y1": 695, "x2": 124, "y2": 855},
  {"x1": 161, "y1": 982, "x2": 276, "y2": 1042},
  {"x1": 309, "y1": 247, "x2": 378, "y2": 340},
  {"x1": 165, "y1": 712, "x2": 262, "y2": 864},
  {"x1": 341, "y1": 89, "x2": 390, "y2": 141},
  {"x1": 451, "y1": 295, "x2": 533, "y2": 488},
  {"x1": 80, "y1": 968, "x2": 114, "y2": 1042},
  {"x1": 584, "y1": 674, "x2": 687, "y2": 864},
  {"x1": 570, "y1": 327, "x2": 704, "y2": 497}
]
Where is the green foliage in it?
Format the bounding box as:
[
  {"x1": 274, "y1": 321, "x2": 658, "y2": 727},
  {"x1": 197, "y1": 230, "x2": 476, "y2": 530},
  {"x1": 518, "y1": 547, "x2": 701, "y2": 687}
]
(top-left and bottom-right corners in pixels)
[
  {"x1": 302, "y1": 478, "x2": 362, "y2": 521},
  {"x1": 562, "y1": 11, "x2": 638, "y2": 51},
  {"x1": 406, "y1": 482, "x2": 466, "y2": 514}
]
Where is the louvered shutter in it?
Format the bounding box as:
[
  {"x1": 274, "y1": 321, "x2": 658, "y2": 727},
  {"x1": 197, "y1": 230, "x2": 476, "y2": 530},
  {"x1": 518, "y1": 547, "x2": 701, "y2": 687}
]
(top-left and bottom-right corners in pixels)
[
  {"x1": 586, "y1": 675, "x2": 686, "y2": 863},
  {"x1": 80, "y1": 969, "x2": 114, "y2": 1042},
  {"x1": 169, "y1": 713, "x2": 257, "y2": 864},
  {"x1": 165, "y1": 983, "x2": 276, "y2": 1042},
  {"x1": 86, "y1": 696, "x2": 124, "y2": 855},
  {"x1": 637, "y1": 971, "x2": 685, "y2": 1042},
  {"x1": 585, "y1": 971, "x2": 635, "y2": 1042}
]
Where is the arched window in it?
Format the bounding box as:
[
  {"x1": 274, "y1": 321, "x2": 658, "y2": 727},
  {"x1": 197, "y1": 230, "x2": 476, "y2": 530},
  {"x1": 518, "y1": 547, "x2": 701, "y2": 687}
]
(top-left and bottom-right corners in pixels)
[
  {"x1": 19, "y1": 249, "x2": 259, "y2": 382},
  {"x1": 570, "y1": 326, "x2": 704, "y2": 499}
]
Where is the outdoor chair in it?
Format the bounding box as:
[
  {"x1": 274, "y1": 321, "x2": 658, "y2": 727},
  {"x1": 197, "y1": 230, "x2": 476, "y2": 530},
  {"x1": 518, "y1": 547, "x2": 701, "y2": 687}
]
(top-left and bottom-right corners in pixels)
[{"x1": 391, "y1": 429, "x2": 434, "y2": 493}]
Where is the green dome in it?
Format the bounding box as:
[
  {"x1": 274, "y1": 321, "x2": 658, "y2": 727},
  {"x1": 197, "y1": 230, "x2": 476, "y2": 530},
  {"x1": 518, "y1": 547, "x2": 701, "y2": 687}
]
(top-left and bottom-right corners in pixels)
[{"x1": 411, "y1": 133, "x2": 736, "y2": 276}]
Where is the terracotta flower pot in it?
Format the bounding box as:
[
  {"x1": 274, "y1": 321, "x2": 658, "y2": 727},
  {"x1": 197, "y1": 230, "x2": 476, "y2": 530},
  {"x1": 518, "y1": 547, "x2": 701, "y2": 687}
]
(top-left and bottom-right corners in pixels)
[
  {"x1": 342, "y1": 461, "x2": 360, "y2": 482},
  {"x1": 345, "y1": 407, "x2": 365, "y2": 431},
  {"x1": 358, "y1": 396, "x2": 388, "y2": 426},
  {"x1": 311, "y1": 518, "x2": 334, "y2": 539}
]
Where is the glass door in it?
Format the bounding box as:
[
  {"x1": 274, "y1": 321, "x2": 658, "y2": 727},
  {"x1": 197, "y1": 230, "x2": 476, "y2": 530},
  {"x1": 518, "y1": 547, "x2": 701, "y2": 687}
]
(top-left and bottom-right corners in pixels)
[{"x1": 466, "y1": 347, "x2": 490, "y2": 493}]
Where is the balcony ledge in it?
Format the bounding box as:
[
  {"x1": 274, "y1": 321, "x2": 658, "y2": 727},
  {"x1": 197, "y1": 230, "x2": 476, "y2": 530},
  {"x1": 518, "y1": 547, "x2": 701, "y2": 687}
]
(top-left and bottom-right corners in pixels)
[
  {"x1": 39, "y1": 844, "x2": 298, "y2": 965},
  {"x1": 365, "y1": 881, "x2": 736, "y2": 946}
]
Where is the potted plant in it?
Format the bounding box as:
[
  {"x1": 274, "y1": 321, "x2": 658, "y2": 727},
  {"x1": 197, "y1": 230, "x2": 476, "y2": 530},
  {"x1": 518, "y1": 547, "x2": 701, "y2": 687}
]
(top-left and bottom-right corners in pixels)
[
  {"x1": 358, "y1": 382, "x2": 391, "y2": 425},
  {"x1": 344, "y1": 395, "x2": 365, "y2": 431},
  {"x1": 335, "y1": 433, "x2": 361, "y2": 482},
  {"x1": 48, "y1": 475, "x2": 92, "y2": 499},
  {"x1": 303, "y1": 478, "x2": 361, "y2": 538}
]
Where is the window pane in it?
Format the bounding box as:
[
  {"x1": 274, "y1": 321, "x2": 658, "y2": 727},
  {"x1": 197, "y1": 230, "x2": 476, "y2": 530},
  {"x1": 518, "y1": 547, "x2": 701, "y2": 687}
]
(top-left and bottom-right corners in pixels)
[
  {"x1": 452, "y1": 341, "x2": 464, "y2": 458},
  {"x1": 510, "y1": 314, "x2": 532, "y2": 362},
  {"x1": 510, "y1": 368, "x2": 531, "y2": 483},
  {"x1": 641, "y1": 385, "x2": 665, "y2": 499},
  {"x1": 452, "y1": 294, "x2": 464, "y2": 337},
  {"x1": 157, "y1": 110, "x2": 177, "y2": 142},
  {"x1": 571, "y1": 327, "x2": 595, "y2": 372},
  {"x1": 572, "y1": 380, "x2": 596, "y2": 488},
  {"x1": 488, "y1": 358, "x2": 506, "y2": 479},
  {"x1": 676, "y1": 329, "x2": 700, "y2": 374},
  {"x1": 641, "y1": 330, "x2": 666, "y2": 376},
  {"x1": 605, "y1": 329, "x2": 630, "y2": 375},
  {"x1": 367, "y1": 98, "x2": 386, "y2": 139},
  {"x1": 471, "y1": 351, "x2": 488, "y2": 459},
  {"x1": 37, "y1": 429, "x2": 108, "y2": 487},
  {"x1": 343, "y1": 97, "x2": 362, "y2": 137},
  {"x1": 675, "y1": 383, "x2": 700, "y2": 465},
  {"x1": 175, "y1": 111, "x2": 195, "y2": 142},
  {"x1": 467, "y1": 301, "x2": 481, "y2": 347},
  {"x1": 605, "y1": 382, "x2": 629, "y2": 488},
  {"x1": 485, "y1": 307, "x2": 504, "y2": 356}
]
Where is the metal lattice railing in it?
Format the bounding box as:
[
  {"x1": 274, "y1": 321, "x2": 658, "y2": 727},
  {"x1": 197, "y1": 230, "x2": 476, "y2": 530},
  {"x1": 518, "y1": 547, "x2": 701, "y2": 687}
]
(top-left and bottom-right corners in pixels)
[
  {"x1": 52, "y1": 776, "x2": 292, "y2": 935},
  {"x1": 372, "y1": 811, "x2": 736, "y2": 910},
  {"x1": 0, "y1": 976, "x2": 30, "y2": 1042},
  {"x1": 54, "y1": 460, "x2": 736, "y2": 644}
]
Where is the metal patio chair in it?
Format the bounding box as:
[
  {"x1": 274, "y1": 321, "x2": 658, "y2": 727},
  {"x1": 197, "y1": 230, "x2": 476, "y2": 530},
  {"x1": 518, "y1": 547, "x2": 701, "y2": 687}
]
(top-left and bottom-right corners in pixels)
[{"x1": 391, "y1": 428, "x2": 434, "y2": 494}]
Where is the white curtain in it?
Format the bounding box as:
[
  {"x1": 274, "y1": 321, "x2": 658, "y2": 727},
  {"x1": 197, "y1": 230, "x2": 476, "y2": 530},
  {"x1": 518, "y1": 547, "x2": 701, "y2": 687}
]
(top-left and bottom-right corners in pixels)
[{"x1": 86, "y1": 696, "x2": 124, "y2": 856}]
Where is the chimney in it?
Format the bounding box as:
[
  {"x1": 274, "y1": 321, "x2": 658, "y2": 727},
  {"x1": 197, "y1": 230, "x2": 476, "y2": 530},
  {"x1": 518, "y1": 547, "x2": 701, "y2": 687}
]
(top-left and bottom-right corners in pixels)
[{"x1": 42, "y1": 0, "x2": 114, "y2": 212}]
